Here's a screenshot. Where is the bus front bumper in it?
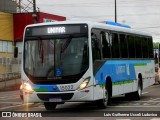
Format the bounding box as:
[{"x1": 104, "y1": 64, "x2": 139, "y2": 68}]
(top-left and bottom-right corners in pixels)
[{"x1": 23, "y1": 86, "x2": 94, "y2": 103}]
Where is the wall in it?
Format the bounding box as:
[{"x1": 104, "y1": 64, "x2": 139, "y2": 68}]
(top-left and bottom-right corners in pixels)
[
  {"x1": 13, "y1": 13, "x2": 34, "y2": 42},
  {"x1": 0, "y1": 12, "x2": 14, "y2": 74},
  {"x1": 0, "y1": 0, "x2": 16, "y2": 13},
  {"x1": 13, "y1": 12, "x2": 66, "y2": 42},
  {"x1": 0, "y1": 12, "x2": 14, "y2": 41}
]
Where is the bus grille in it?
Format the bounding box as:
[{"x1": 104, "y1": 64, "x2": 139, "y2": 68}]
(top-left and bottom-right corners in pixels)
[{"x1": 37, "y1": 93, "x2": 74, "y2": 101}]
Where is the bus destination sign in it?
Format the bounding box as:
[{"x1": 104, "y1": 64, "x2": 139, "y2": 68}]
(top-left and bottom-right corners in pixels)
[{"x1": 25, "y1": 24, "x2": 88, "y2": 36}]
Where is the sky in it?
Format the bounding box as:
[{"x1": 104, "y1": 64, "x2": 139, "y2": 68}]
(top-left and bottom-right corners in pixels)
[{"x1": 24, "y1": 0, "x2": 160, "y2": 42}]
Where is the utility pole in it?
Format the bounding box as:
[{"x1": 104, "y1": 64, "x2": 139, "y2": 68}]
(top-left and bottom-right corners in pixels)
[
  {"x1": 115, "y1": 0, "x2": 117, "y2": 22},
  {"x1": 33, "y1": 0, "x2": 37, "y2": 23},
  {"x1": 16, "y1": 0, "x2": 21, "y2": 13},
  {"x1": 19, "y1": 0, "x2": 21, "y2": 13}
]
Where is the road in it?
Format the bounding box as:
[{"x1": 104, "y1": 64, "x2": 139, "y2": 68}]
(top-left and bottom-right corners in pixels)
[{"x1": 0, "y1": 83, "x2": 160, "y2": 120}]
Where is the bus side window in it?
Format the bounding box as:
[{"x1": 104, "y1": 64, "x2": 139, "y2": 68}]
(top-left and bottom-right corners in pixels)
[
  {"x1": 135, "y1": 36, "x2": 142, "y2": 58},
  {"x1": 111, "y1": 33, "x2": 120, "y2": 58},
  {"x1": 101, "y1": 31, "x2": 111, "y2": 58},
  {"x1": 120, "y1": 34, "x2": 128, "y2": 58},
  {"x1": 128, "y1": 35, "x2": 135, "y2": 58},
  {"x1": 148, "y1": 37, "x2": 153, "y2": 58},
  {"x1": 142, "y1": 38, "x2": 148, "y2": 58},
  {"x1": 91, "y1": 33, "x2": 101, "y2": 62}
]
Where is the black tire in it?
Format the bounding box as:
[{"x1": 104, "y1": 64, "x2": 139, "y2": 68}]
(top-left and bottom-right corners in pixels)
[
  {"x1": 125, "y1": 79, "x2": 142, "y2": 100},
  {"x1": 44, "y1": 102, "x2": 57, "y2": 111},
  {"x1": 96, "y1": 89, "x2": 109, "y2": 108},
  {"x1": 134, "y1": 80, "x2": 142, "y2": 100}
]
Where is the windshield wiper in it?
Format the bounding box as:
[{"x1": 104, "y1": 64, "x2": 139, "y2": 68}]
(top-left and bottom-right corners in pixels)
[
  {"x1": 38, "y1": 39, "x2": 44, "y2": 63},
  {"x1": 61, "y1": 37, "x2": 72, "y2": 53}
]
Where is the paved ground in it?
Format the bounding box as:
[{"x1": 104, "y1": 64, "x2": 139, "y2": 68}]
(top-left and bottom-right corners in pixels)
[
  {"x1": 0, "y1": 83, "x2": 160, "y2": 120},
  {"x1": 0, "y1": 79, "x2": 21, "y2": 91}
]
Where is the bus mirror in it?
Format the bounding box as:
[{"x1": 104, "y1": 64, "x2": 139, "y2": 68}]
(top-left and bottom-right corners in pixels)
[{"x1": 14, "y1": 47, "x2": 18, "y2": 58}]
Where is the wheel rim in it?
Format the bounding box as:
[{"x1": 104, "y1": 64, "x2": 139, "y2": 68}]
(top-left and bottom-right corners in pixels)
[
  {"x1": 138, "y1": 83, "x2": 142, "y2": 96},
  {"x1": 103, "y1": 90, "x2": 108, "y2": 106}
]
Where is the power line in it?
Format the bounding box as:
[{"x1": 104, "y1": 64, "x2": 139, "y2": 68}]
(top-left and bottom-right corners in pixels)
[
  {"x1": 37, "y1": 0, "x2": 160, "y2": 7},
  {"x1": 37, "y1": 0, "x2": 160, "y2": 6},
  {"x1": 40, "y1": 4, "x2": 160, "y2": 7},
  {"x1": 68, "y1": 12, "x2": 160, "y2": 19},
  {"x1": 36, "y1": 0, "x2": 160, "y2": 21}
]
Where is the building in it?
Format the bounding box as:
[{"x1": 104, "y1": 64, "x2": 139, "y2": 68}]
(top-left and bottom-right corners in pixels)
[
  {"x1": 0, "y1": 0, "x2": 16, "y2": 79},
  {"x1": 0, "y1": 1, "x2": 66, "y2": 77},
  {"x1": 13, "y1": 12, "x2": 65, "y2": 74},
  {"x1": 0, "y1": 0, "x2": 16, "y2": 13},
  {"x1": 0, "y1": 11, "x2": 14, "y2": 74},
  {"x1": 13, "y1": 12, "x2": 66, "y2": 51}
]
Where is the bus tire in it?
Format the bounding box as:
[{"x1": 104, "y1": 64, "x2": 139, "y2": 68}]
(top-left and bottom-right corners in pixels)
[
  {"x1": 96, "y1": 88, "x2": 109, "y2": 109},
  {"x1": 133, "y1": 79, "x2": 142, "y2": 100},
  {"x1": 125, "y1": 78, "x2": 142, "y2": 100},
  {"x1": 44, "y1": 102, "x2": 57, "y2": 110}
]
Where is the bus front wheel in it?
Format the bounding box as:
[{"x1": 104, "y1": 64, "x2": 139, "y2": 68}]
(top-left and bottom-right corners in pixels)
[
  {"x1": 96, "y1": 89, "x2": 109, "y2": 108},
  {"x1": 44, "y1": 102, "x2": 57, "y2": 110}
]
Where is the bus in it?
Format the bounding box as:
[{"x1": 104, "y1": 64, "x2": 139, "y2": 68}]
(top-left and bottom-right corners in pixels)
[{"x1": 20, "y1": 21, "x2": 155, "y2": 110}]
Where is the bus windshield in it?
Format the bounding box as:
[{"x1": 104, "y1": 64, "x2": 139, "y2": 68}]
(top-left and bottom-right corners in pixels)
[{"x1": 24, "y1": 36, "x2": 89, "y2": 79}]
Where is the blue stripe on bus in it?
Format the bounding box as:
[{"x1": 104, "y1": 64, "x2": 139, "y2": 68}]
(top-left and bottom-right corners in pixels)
[
  {"x1": 33, "y1": 84, "x2": 60, "y2": 92},
  {"x1": 95, "y1": 60, "x2": 151, "y2": 84},
  {"x1": 104, "y1": 60, "x2": 151, "y2": 64}
]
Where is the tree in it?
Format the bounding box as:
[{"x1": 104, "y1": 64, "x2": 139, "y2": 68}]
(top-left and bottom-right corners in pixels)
[{"x1": 153, "y1": 42, "x2": 160, "y2": 49}]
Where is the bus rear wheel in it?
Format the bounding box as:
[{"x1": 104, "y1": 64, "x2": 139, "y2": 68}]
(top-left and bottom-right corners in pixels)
[
  {"x1": 125, "y1": 79, "x2": 142, "y2": 100},
  {"x1": 44, "y1": 102, "x2": 57, "y2": 110},
  {"x1": 133, "y1": 79, "x2": 142, "y2": 100}
]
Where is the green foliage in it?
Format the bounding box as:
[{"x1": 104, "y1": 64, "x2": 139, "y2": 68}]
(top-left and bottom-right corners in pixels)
[{"x1": 153, "y1": 42, "x2": 160, "y2": 49}]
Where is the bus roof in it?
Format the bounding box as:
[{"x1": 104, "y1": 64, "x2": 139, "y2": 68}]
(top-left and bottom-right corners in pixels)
[{"x1": 26, "y1": 21, "x2": 152, "y2": 37}]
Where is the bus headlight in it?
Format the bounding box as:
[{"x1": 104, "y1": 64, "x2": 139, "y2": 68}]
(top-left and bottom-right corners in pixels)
[
  {"x1": 79, "y1": 77, "x2": 90, "y2": 90},
  {"x1": 23, "y1": 83, "x2": 33, "y2": 93}
]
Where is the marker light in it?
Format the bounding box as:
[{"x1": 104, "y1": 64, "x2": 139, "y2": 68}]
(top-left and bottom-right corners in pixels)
[
  {"x1": 23, "y1": 83, "x2": 33, "y2": 93},
  {"x1": 79, "y1": 77, "x2": 90, "y2": 90},
  {"x1": 106, "y1": 21, "x2": 131, "y2": 28}
]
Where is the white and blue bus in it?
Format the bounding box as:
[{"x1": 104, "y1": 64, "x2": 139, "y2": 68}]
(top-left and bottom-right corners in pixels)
[{"x1": 20, "y1": 21, "x2": 155, "y2": 110}]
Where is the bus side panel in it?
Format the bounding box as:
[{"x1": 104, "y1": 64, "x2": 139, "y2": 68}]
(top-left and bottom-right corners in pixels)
[
  {"x1": 123, "y1": 82, "x2": 133, "y2": 94},
  {"x1": 133, "y1": 60, "x2": 155, "y2": 91},
  {"x1": 93, "y1": 84, "x2": 105, "y2": 100},
  {"x1": 93, "y1": 60, "x2": 155, "y2": 99}
]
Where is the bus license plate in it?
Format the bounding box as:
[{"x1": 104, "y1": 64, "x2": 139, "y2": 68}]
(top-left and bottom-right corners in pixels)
[{"x1": 49, "y1": 98, "x2": 62, "y2": 102}]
